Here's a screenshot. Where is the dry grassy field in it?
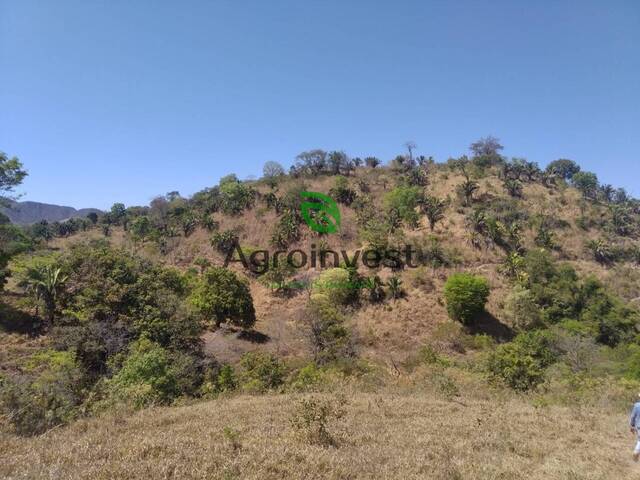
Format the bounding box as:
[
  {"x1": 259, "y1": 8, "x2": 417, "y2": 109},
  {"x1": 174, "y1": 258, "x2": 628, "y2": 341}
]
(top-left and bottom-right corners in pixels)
[{"x1": 1, "y1": 387, "x2": 637, "y2": 480}]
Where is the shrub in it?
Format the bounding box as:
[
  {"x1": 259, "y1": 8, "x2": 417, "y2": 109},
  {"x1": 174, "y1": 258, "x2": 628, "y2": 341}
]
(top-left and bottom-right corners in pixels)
[
  {"x1": 239, "y1": 352, "x2": 285, "y2": 392},
  {"x1": 312, "y1": 268, "x2": 353, "y2": 306},
  {"x1": 104, "y1": 338, "x2": 185, "y2": 408},
  {"x1": 443, "y1": 273, "x2": 490, "y2": 325},
  {"x1": 219, "y1": 180, "x2": 256, "y2": 215},
  {"x1": 304, "y1": 295, "x2": 355, "y2": 365},
  {"x1": 190, "y1": 267, "x2": 256, "y2": 329},
  {"x1": 290, "y1": 395, "x2": 347, "y2": 446},
  {"x1": 504, "y1": 285, "x2": 542, "y2": 331},
  {"x1": 270, "y1": 210, "x2": 300, "y2": 248},
  {"x1": 210, "y1": 229, "x2": 239, "y2": 255},
  {"x1": 329, "y1": 176, "x2": 357, "y2": 206},
  {"x1": 0, "y1": 350, "x2": 83, "y2": 435},
  {"x1": 486, "y1": 330, "x2": 557, "y2": 391},
  {"x1": 384, "y1": 186, "x2": 423, "y2": 228}
]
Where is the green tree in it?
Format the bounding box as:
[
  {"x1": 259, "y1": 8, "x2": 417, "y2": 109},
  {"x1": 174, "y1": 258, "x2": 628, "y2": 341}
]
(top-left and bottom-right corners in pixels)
[
  {"x1": 190, "y1": 267, "x2": 256, "y2": 329},
  {"x1": 384, "y1": 186, "x2": 423, "y2": 228},
  {"x1": 545, "y1": 159, "x2": 580, "y2": 180},
  {"x1": 572, "y1": 171, "x2": 599, "y2": 199},
  {"x1": 0, "y1": 151, "x2": 28, "y2": 202},
  {"x1": 486, "y1": 331, "x2": 557, "y2": 391},
  {"x1": 0, "y1": 151, "x2": 27, "y2": 291},
  {"x1": 443, "y1": 273, "x2": 490, "y2": 325}
]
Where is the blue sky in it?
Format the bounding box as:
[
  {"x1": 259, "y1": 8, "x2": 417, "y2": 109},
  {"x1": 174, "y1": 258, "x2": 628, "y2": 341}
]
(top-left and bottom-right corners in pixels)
[{"x1": 1, "y1": 0, "x2": 638, "y2": 209}]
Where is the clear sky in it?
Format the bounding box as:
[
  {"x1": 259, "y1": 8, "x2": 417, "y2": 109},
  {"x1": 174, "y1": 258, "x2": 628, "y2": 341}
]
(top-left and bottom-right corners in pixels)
[{"x1": 1, "y1": 0, "x2": 638, "y2": 209}]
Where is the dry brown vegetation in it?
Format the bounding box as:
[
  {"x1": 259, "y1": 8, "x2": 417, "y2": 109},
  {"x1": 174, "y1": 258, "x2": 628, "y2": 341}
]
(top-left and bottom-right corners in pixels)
[{"x1": 1, "y1": 385, "x2": 636, "y2": 480}]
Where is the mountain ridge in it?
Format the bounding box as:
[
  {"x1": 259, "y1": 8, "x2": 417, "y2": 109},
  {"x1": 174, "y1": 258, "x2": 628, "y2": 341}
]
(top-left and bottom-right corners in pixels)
[{"x1": 0, "y1": 200, "x2": 101, "y2": 225}]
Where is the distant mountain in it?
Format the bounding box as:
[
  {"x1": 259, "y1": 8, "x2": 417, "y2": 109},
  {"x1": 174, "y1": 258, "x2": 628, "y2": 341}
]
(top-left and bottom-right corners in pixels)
[{"x1": 0, "y1": 200, "x2": 101, "y2": 225}]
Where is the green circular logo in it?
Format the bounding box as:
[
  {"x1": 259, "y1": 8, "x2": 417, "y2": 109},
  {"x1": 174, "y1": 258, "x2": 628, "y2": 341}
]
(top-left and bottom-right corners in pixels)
[{"x1": 300, "y1": 191, "x2": 341, "y2": 234}]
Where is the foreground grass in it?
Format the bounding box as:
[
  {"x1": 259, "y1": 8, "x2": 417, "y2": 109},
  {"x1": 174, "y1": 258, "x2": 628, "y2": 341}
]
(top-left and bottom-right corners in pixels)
[{"x1": 1, "y1": 389, "x2": 636, "y2": 480}]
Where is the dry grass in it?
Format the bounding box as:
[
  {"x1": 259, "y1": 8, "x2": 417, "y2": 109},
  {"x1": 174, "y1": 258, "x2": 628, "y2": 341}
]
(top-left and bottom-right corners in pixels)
[{"x1": 0, "y1": 387, "x2": 636, "y2": 480}]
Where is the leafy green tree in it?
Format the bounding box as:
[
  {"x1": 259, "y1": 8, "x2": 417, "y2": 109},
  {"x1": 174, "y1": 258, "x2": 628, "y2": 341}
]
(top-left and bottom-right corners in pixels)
[
  {"x1": 443, "y1": 273, "x2": 490, "y2": 325},
  {"x1": 572, "y1": 171, "x2": 599, "y2": 199},
  {"x1": 60, "y1": 243, "x2": 201, "y2": 352},
  {"x1": 190, "y1": 267, "x2": 256, "y2": 329},
  {"x1": 0, "y1": 151, "x2": 27, "y2": 291},
  {"x1": 219, "y1": 179, "x2": 256, "y2": 215},
  {"x1": 545, "y1": 159, "x2": 580, "y2": 180},
  {"x1": 327, "y1": 150, "x2": 350, "y2": 175},
  {"x1": 304, "y1": 295, "x2": 354, "y2": 365},
  {"x1": 295, "y1": 149, "x2": 328, "y2": 176},
  {"x1": 487, "y1": 331, "x2": 557, "y2": 391},
  {"x1": 384, "y1": 186, "x2": 422, "y2": 228},
  {"x1": 0, "y1": 151, "x2": 28, "y2": 202},
  {"x1": 585, "y1": 239, "x2": 614, "y2": 265},
  {"x1": 110, "y1": 203, "x2": 127, "y2": 225}
]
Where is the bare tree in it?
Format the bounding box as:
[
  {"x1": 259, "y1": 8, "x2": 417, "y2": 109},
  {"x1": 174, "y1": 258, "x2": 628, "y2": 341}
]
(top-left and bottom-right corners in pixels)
[{"x1": 404, "y1": 141, "x2": 417, "y2": 163}]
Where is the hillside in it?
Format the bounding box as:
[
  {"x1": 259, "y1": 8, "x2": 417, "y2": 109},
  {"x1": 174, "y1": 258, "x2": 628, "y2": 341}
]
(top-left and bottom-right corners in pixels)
[
  {"x1": 0, "y1": 388, "x2": 635, "y2": 479},
  {"x1": 2, "y1": 150, "x2": 640, "y2": 478},
  {"x1": 0, "y1": 200, "x2": 101, "y2": 225}
]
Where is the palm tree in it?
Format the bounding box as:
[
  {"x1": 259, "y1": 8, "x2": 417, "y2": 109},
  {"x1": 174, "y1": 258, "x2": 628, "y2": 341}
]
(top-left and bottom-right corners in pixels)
[
  {"x1": 364, "y1": 276, "x2": 385, "y2": 303},
  {"x1": 586, "y1": 239, "x2": 614, "y2": 265},
  {"x1": 386, "y1": 276, "x2": 404, "y2": 301},
  {"x1": 503, "y1": 178, "x2": 523, "y2": 198},
  {"x1": 420, "y1": 195, "x2": 447, "y2": 231},
  {"x1": 457, "y1": 179, "x2": 479, "y2": 206},
  {"x1": 22, "y1": 265, "x2": 67, "y2": 328}
]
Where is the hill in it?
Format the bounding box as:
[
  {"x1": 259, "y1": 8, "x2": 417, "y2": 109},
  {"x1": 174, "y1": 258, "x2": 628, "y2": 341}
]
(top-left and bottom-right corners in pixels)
[
  {"x1": 0, "y1": 388, "x2": 635, "y2": 479},
  {"x1": 2, "y1": 147, "x2": 640, "y2": 478},
  {"x1": 0, "y1": 200, "x2": 101, "y2": 225}
]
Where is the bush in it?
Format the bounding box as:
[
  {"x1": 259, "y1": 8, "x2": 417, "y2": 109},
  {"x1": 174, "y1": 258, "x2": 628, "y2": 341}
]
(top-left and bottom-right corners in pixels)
[
  {"x1": 384, "y1": 186, "x2": 423, "y2": 228},
  {"x1": 443, "y1": 273, "x2": 490, "y2": 325},
  {"x1": 219, "y1": 180, "x2": 256, "y2": 215},
  {"x1": 104, "y1": 338, "x2": 186, "y2": 408},
  {"x1": 0, "y1": 350, "x2": 83, "y2": 435},
  {"x1": 304, "y1": 295, "x2": 355, "y2": 365},
  {"x1": 312, "y1": 268, "x2": 354, "y2": 306},
  {"x1": 290, "y1": 395, "x2": 347, "y2": 446},
  {"x1": 190, "y1": 267, "x2": 256, "y2": 329},
  {"x1": 504, "y1": 285, "x2": 542, "y2": 331},
  {"x1": 486, "y1": 331, "x2": 557, "y2": 391},
  {"x1": 239, "y1": 352, "x2": 285, "y2": 393},
  {"x1": 329, "y1": 176, "x2": 357, "y2": 206},
  {"x1": 210, "y1": 229, "x2": 239, "y2": 254}
]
